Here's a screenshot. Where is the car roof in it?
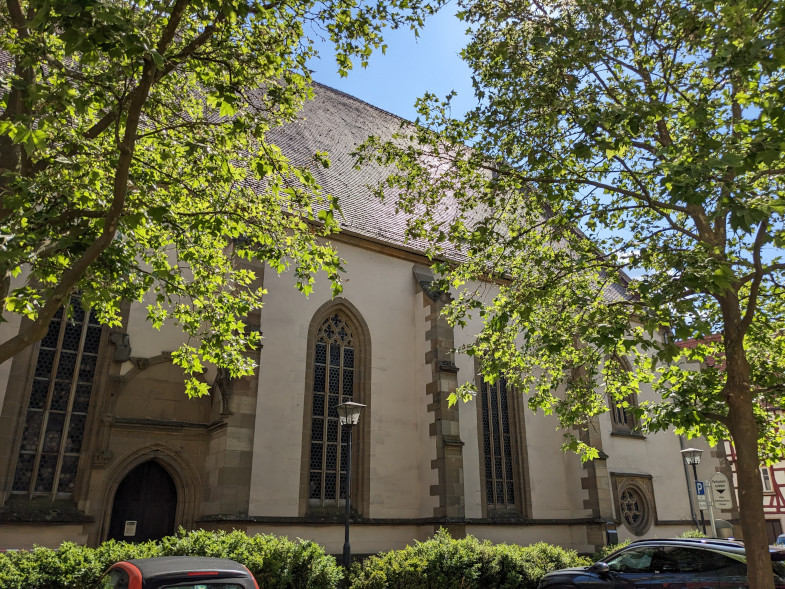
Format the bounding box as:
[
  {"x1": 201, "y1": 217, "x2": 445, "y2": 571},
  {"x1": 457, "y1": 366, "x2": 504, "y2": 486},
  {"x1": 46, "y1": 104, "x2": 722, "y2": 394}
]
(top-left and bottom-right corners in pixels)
[
  {"x1": 629, "y1": 538, "x2": 745, "y2": 551},
  {"x1": 124, "y1": 556, "x2": 250, "y2": 579},
  {"x1": 622, "y1": 538, "x2": 785, "y2": 559}
]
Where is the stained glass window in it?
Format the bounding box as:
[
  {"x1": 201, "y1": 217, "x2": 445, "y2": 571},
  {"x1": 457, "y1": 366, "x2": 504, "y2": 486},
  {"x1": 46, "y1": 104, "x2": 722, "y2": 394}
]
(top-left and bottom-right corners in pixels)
[
  {"x1": 480, "y1": 377, "x2": 516, "y2": 508},
  {"x1": 309, "y1": 311, "x2": 355, "y2": 506},
  {"x1": 11, "y1": 294, "x2": 102, "y2": 498}
]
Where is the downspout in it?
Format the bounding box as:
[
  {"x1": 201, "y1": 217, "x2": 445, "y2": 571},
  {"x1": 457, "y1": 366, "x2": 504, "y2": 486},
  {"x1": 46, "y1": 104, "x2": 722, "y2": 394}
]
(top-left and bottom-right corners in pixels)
[{"x1": 679, "y1": 435, "x2": 700, "y2": 530}]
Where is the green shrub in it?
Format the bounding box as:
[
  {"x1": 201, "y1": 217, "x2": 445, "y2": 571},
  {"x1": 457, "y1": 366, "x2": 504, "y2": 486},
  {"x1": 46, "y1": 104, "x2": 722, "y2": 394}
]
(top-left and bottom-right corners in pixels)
[
  {"x1": 678, "y1": 529, "x2": 707, "y2": 538},
  {"x1": 349, "y1": 529, "x2": 590, "y2": 589},
  {"x1": 0, "y1": 529, "x2": 341, "y2": 589}
]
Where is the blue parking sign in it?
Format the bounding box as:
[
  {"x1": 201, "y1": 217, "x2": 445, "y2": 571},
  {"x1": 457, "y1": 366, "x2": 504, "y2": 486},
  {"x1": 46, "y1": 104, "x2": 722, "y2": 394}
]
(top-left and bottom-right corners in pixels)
[{"x1": 695, "y1": 481, "x2": 705, "y2": 495}]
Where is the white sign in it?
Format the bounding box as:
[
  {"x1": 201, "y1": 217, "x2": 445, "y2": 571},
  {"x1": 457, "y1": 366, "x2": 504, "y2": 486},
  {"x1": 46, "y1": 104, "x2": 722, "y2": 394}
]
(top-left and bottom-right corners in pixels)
[
  {"x1": 711, "y1": 472, "x2": 733, "y2": 509},
  {"x1": 124, "y1": 520, "x2": 137, "y2": 536},
  {"x1": 698, "y1": 497, "x2": 708, "y2": 510}
]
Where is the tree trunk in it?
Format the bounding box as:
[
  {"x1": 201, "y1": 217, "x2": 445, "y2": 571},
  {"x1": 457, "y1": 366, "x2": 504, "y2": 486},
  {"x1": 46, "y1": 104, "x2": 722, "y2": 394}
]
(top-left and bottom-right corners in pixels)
[{"x1": 724, "y1": 331, "x2": 773, "y2": 589}]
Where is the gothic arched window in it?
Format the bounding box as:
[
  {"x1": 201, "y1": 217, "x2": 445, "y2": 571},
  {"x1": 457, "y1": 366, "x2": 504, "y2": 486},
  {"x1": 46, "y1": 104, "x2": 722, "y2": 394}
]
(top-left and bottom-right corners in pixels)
[
  {"x1": 479, "y1": 376, "x2": 525, "y2": 512},
  {"x1": 608, "y1": 356, "x2": 638, "y2": 435},
  {"x1": 11, "y1": 295, "x2": 102, "y2": 498},
  {"x1": 307, "y1": 309, "x2": 370, "y2": 510}
]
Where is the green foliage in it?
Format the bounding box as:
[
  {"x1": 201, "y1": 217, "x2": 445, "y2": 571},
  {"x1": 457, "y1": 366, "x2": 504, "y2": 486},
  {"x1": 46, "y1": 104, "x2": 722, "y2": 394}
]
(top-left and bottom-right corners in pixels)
[
  {"x1": 0, "y1": 528, "x2": 341, "y2": 589},
  {"x1": 678, "y1": 529, "x2": 707, "y2": 539},
  {"x1": 356, "y1": 0, "x2": 784, "y2": 583},
  {"x1": 0, "y1": 0, "x2": 439, "y2": 391},
  {"x1": 348, "y1": 529, "x2": 590, "y2": 589},
  {"x1": 357, "y1": 0, "x2": 785, "y2": 457},
  {"x1": 591, "y1": 539, "x2": 632, "y2": 563}
]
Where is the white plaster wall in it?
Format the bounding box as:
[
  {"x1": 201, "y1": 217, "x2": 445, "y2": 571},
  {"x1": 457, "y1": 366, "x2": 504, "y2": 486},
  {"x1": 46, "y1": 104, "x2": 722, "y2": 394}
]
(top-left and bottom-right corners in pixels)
[
  {"x1": 125, "y1": 302, "x2": 193, "y2": 365},
  {"x1": 249, "y1": 242, "x2": 429, "y2": 518},
  {"x1": 524, "y1": 403, "x2": 589, "y2": 519},
  {"x1": 452, "y1": 284, "x2": 590, "y2": 522},
  {"x1": 0, "y1": 314, "x2": 21, "y2": 411},
  {"x1": 0, "y1": 271, "x2": 29, "y2": 410},
  {"x1": 454, "y1": 311, "x2": 483, "y2": 519},
  {"x1": 0, "y1": 524, "x2": 87, "y2": 549}
]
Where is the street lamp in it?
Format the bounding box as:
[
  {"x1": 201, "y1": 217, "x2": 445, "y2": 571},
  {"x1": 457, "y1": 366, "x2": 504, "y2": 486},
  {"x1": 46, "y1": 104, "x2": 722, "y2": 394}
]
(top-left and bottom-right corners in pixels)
[
  {"x1": 336, "y1": 401, "x2": 365, "y2": 571},
  {"x1": 681, "y1": 447, "x2": 707, "y2": 534}
]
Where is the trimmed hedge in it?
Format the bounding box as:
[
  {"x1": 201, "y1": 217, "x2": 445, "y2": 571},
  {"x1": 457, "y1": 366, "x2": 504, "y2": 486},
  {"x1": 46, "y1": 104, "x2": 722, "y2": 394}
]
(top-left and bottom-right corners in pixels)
[
  {"x1": 0, "y1": 528, "x2": 342, "y2": 589},
  {"x1": 348, "y1": 529, "x2": 591, "y2": 589}
]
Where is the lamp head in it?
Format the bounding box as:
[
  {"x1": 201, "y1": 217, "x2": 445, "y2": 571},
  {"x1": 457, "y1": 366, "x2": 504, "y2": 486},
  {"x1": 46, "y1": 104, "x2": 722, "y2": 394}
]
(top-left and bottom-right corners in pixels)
[
  {"x1": 681, "y1": 447, "x2": 703, "y2": 465},
  {"x1": 336, "y1": 401, "x2": 365, "y2": 426}
]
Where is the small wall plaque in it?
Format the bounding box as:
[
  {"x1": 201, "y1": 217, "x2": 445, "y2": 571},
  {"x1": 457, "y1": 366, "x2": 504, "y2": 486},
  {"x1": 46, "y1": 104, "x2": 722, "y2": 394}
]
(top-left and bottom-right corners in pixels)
[{"x1": 123, "y1": 520, "x2": 137, "y2": 537}]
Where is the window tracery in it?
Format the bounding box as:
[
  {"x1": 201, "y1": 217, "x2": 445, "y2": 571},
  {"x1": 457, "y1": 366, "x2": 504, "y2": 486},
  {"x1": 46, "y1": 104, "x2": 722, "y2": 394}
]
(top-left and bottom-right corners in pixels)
[
  {"x1": 308, "y1": 312, "x2": 356, "y2": 506},
  {"x1": 12, "y1": 295, "x2": 102, "y2": 498}
]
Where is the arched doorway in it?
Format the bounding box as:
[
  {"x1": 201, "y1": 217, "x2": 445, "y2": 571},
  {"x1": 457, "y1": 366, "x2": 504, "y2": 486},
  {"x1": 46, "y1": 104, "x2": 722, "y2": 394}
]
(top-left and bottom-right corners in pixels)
[{"x1": 108, "y1": 461, "x2": 177, "y2": 542}]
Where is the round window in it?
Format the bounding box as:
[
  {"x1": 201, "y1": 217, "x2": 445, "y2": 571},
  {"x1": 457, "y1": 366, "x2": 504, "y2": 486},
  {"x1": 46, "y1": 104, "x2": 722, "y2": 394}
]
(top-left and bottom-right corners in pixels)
[
  {"x1": 618, "y1": 484, "x2": 651, "y2": 535},
  {"x1": 620, "y1": 488, "x2": 642, "y2": 526}
]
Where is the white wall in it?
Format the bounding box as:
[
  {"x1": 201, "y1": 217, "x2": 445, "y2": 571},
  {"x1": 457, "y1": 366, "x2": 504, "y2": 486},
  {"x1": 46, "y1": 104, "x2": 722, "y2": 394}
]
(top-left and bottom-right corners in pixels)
[{"x1": 248, "y1": 242, "x2": 432, "y2": 517}]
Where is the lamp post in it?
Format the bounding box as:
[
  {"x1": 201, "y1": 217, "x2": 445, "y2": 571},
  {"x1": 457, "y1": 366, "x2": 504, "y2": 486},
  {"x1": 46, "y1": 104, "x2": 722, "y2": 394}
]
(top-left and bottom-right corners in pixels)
[
  {"x1": 681, "y1": 447, "x2": 707, "y2": 534},
  {"x1": 336, "y1": 401, "x2": 365, "y2": 572}
]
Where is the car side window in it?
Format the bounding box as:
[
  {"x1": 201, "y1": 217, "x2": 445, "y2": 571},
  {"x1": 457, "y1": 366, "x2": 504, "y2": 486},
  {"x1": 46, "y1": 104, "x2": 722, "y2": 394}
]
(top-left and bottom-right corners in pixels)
[
  {"x1": 606, "y1": 548, "x2": 657, "y2": 573},
  {"x1": 96, "y1": 569, "x2": 130, "y2": 589},
  {"x1": 657, "y1": 547, "x2": 716, "y2": 573},
  {"x1": 708, "y1": 551, "x2": 748, "y2": 577}
]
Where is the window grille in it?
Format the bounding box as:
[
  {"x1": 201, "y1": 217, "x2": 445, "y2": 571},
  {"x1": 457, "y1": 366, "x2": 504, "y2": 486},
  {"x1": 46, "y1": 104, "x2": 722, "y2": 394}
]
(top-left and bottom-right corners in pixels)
[
  {"x1": 12, "y1": 295, "x2": 101, "y2": 498},
  {"x1": 309, "y1": 312, "x2": 355, "y2": 506},
  {"x1": 480, "y1": 377, "x2": 516, "y2": 508}
]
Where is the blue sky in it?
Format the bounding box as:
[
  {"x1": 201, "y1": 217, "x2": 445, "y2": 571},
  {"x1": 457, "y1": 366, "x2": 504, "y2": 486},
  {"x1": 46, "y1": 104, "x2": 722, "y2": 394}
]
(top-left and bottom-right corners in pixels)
[{"x1": 307, "y1": 3, "x2": 475, "y2": 122}]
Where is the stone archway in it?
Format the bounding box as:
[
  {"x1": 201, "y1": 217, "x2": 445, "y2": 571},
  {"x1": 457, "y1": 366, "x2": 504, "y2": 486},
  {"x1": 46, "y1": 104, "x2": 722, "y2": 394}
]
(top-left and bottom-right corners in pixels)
[
  {"x1": 98, "y1": 446, "x2": 199, "y2": 544},
  {"x1": 107, "y1": 460, "x2": 177, "y2": 542}
]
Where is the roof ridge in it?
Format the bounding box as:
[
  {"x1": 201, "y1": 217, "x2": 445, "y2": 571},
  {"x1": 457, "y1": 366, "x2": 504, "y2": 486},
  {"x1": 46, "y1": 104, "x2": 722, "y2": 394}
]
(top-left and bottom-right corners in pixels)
[{"x1": 311, "y1": 80, "x2": 412, "y2": 125}]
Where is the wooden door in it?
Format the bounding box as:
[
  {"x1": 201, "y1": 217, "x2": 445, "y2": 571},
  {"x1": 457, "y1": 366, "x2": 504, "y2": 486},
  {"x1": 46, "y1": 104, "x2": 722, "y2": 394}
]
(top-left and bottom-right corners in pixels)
[
  {"x1": 766, "y1": 519, "x2": 783, "y2": 545},
  {"x1": 108, "y1": 461, "x2": 177, "y2": 542}
]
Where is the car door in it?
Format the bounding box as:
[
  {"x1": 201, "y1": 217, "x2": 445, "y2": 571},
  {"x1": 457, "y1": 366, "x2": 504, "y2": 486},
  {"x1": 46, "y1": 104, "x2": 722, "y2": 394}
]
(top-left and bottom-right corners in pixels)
[
  {"x1": 602, "y1": 546, "x2": 658, "y2": 588},
  {"x1": 645, "y1": 546, "x2": 720, "y2": 588}
]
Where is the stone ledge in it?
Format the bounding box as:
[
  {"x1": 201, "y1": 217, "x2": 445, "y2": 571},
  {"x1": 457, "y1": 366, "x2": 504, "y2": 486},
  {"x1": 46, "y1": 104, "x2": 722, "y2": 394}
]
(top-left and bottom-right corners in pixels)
[{"x1": 0, "y1": 497, "x2": 93, "y2": 523}]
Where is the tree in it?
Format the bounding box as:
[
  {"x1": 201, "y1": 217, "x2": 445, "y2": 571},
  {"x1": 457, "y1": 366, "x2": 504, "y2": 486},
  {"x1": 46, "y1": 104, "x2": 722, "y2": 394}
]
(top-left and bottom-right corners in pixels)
[
  {"x1": 356, "y1": 0, "x2": 785, "y2": 585},
  {"x1": 0, "y1": 0, "x2": 436, "y2": 396}
]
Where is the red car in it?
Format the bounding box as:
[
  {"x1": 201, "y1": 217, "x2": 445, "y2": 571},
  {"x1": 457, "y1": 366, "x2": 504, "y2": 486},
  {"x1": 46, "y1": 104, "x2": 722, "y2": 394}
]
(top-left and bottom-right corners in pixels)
[{"x1": 95, "y1": 556, "x2": 260, "y2": 589}]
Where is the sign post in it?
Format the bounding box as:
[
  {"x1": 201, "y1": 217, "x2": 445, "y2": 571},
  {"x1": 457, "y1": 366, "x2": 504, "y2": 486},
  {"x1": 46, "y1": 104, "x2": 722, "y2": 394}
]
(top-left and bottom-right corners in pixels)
[
  {"x1": 706, "y1": 488, "x2": 717, "y2": 538},
  {"x1": 711, "y1": 472, "x2": 733, "y2": 509},
  {"x1": 696, "y1": 480, "x2": 708, "y2": 511},
  {"x1": 709, "y1": 472, "x2": 732, "y2": 539}
]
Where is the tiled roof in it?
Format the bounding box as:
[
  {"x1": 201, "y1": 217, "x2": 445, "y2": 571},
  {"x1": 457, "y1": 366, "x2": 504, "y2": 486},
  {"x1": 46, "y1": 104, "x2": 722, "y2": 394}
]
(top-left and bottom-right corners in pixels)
[{"x1": 267, "y1": 83, "x2": 433, "y2": 250}]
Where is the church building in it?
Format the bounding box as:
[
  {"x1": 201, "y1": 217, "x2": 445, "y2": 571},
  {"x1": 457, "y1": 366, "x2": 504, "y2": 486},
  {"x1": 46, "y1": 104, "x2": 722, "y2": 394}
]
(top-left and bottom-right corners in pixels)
[{"x1": 0, "y1": 84, "x2": 734, "y2": 554}]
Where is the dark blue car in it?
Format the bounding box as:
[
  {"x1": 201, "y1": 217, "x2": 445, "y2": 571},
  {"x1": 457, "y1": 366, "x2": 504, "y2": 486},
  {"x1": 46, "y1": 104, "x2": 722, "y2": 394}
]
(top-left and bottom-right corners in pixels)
[{"x1": 538, "y1": 538, "x2": 785, "y2": 588}]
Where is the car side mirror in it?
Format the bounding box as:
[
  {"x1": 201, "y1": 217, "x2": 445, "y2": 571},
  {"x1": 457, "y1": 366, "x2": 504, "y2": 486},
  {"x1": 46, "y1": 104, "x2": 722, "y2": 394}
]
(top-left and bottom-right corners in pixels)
[{"x1": 589, "y1": 562, "x2": 610, "y2": 575}]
